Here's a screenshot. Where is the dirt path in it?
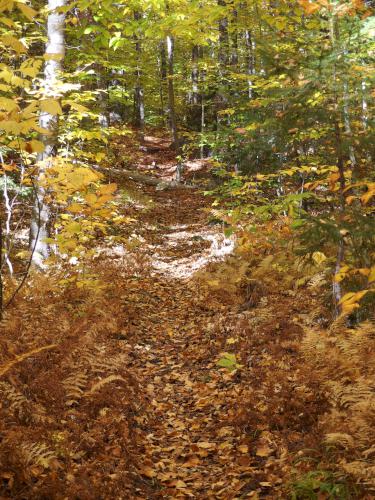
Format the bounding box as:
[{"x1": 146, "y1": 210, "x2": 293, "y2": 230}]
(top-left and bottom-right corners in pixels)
[
  {"x1": 105, "y1": 139, "x2": 261, "y2": 496},
  {"x1": 106, "y1": 140, "x2": 291, "y2": 499},
  {"x1": 122, "y1": 188, "x2": 255, "y2": 498}
]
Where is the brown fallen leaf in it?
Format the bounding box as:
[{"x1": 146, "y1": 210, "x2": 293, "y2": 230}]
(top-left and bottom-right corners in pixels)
[
  {"x1": 168, "y1": 479, "x2": 187, "y2": 489},
  {"x1": 256, "y1": 444, "x2": 273, "y2": 457},
  {"x1": 140, "y1": 466, "x2": 156, "y2": 478},
  {"x1": 182, "y1": 455, "x2": 200, "y2": 467},
  {"x1": 196, "y1": 441, "x2": 216, "y2": 449}
]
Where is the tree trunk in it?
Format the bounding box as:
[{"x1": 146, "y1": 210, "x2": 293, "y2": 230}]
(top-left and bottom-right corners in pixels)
[
  {"x1": 217, "y1": 0, "x2": 229, "y2": 125},
  {"x1": 97, "y1": 65, "x2": 109, "y2": 128},
  {"x1": 230, "y1": 9, "x2": 238, "y2": 67},
  {"x1": 133, "y1": 11, "x2": 145, "y2": 142},
  {"x1": 159, "y1": 41, "x2": 167, "y2": 124},
  {"x1": 166, "y1": 35, "x2": 178, "y2": 149},
  {"x1": 245, "y1": 30, "x2": 256, "y2": 99},
  {"x1": 29, "y1": 0, "x2": 65, "y2": 267},
  {"x1": 188, "y1": 45, "x2": 202, "y2": 131}
]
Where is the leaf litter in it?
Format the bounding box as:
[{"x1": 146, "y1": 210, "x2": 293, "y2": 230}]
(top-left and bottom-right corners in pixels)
[{"x1": 0, "y1": 137, "x2": 366, "y2": 498}]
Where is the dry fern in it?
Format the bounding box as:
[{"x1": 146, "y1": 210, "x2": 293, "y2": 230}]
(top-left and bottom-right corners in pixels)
[
  {"x1": 326, "y1": 380, "x2": 375, "y2": 409},
  {"x1": 307, "y1": 271, "x2": 327, "y2": 289},
  {"x1": 0, "y1": 382, "x2": 29, "y2": 414},
  {"x1": 0, "y1": 382, "x2": 47, "y2": 423},
  {"x1": 324, "y1": 432, "x2": 355, "y2": 450},
  {"x1": 85, "y1": 375, "x2": 127, "y2": 397},
  {"x1": 63, "y1": 371, "x2": 88, "y2": 405},
  {"x1": 19, "y1": 442, "x2": 57, "y2": 469},
  {"x1": 302, "y1": 318, "x2": 375, "y2": 490}
]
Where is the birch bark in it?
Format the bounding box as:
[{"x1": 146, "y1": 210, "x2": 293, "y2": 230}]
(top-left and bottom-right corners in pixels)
[{"x1": 30, "y1": 0, "x2": 65, "y2": 267}]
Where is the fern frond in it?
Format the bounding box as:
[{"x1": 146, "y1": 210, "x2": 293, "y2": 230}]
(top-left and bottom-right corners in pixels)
[
  {"x1": 63, "y1": 371, "x2": 88, "y2": 405},
  {"x1": 327, "y1": 380, "x2": 375, "y2": 409},
  {"x1": 85, "y1": 375, "x2": 126, "y2": 396},
  {"x1": 0, "y1": 382, "x2": 29, "y2": 414},
  {"x1": 324, "y1": 432, "x2": 355, "y2": 449},
  {"x1": 20, "y1": 442, "x2": 57, "y2": 469},
  {"x1": 307, "y1": 271, "x2": 327, "y2": 289}
]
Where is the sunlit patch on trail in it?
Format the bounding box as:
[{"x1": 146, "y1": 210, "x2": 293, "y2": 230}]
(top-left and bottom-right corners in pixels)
[{"x1": 150, "y1": 224, "x2": 235, "y2": 278}]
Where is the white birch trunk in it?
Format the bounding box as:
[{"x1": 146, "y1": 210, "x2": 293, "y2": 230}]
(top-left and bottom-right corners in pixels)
[
  {"x1": 30, "y1": 0, "x2": 65, "y2": 267},
  {"x1": 166, "y1": 35, "x2": 178, "y2": 148}
]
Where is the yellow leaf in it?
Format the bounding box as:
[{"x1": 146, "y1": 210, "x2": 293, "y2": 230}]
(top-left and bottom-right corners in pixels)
[
  {"x1": 238, "y1": 444, "x2": 249, "y2": 454},
  {"x1": 0, "y1": 16, "x2": 16, "y2": 28},
  {"x1": 339, "y1": 290, "x2": 368, "y2": 306},
  {"x1": 29, "y1": 140, "x2": 45, "y2": 153},
  {"x1": 85, "y1": 193, "x2": 97, "y2": 206},
  {"x1": 0, "y1": 96, "x2": 18, "y2": 111},
  {"x1": 196, "y1": 441, "x2": 216, "y2": 449},
  {"x1": 64, "y1": 221, "x2": 81, "y2": 234},
  {"x1": 140, "y1": 466, "x2": 156, "y2": 479},
  {"x1": 40, "y1": 99, "x2": 63, "y2": 115},
  {"x1": 95, "y1": 194, "x2": 113, "y2": 206},
  {"x1": 1, "y1": 35, "x2": 27, "y2": 53},
  {"x1": 342, "y1": 302, "x2": 360, "y2": 315},
  {"x1": 312, "y1": 251, "x2": 327, "y2": 266},
  {"x1": 346, "y1": 195, "x2": 356, "y2": 205},
  {"x1": 368, "y1": 267, "x2": 375, "y2": 284},
  {"x1": 20, "y1": 58, "x2": 42, "y2": 78},
  {"x1": 67, "y1": 203, "x2": 83, "y2": 213},
  {"x1": 256, "y1": 444, "x2": 273, "y2": 457},
  {"x1": 361, "y1": 189, "x2": 375, "y2": 205},
  {"x1": 298, "y1": 0, "x2": 321, "y2": 14},
  {"x1": 17, "y1": 2, "x2": 37, "y2": 20},
  {"x1": 99, "y1": 183, "x2": 117, "y2": 195},
  {"x1": 95, "y1": 152, "x2": 106, "y2": 162},
  {"x1": 22, "y1": 100, "x2": 39, "y2": 118},
  {"x1": 0, "y1": 120, "x2": 21, "y2": 134},
  {"x1": 174, "y1": 480, "x2": 187, "y2": 489},
  {"x1": 226, "y1": 337, "x2": 238, "y2": 345},
  {"x1": 64, "y1": 100, "x2": 89, "y2": 113}
]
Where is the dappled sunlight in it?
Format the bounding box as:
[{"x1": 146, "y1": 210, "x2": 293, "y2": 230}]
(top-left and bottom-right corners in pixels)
[{"x1": 150, "y1": 225, "x2": 235, "y2": 278}]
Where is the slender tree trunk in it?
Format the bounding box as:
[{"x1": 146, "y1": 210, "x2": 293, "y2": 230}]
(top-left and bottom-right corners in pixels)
[
  {"x1": 330, "y1": 13, "x2": 347, "y2": 316},
  {"x1": 189, "y1": 45, "x2": 201, "y2": 131},
  {"x1": 230, "y1": 9, "x2": 238, "y2": 67},
  {"x1": 133, "y1": 11, "x2": 145, "y2": 142},
  {"x1": 0, "y1": 212, "x2": 3, "y2": 319},
  {"x1": 218, "y1": 0, "x2": 229, "y2": 70},
  {"x1": 30, "y1": 0, "x2": 65, "y2": 267},
  {"x1": 97, "y1": 65, "x2": 109, "y2": 128},
  {"x1": 361, "y1": 80, "x2": 368, "y2": 130},
  {"x1": 217, "y1": 0, "x2": 229, "y2": 126},
  {"x1": 159, "y1": 41, "x2": 167, "y2": 124},
  {"x1": 166, "y1": 35, "x2": 178, "y2": 148},
  {"x1": 245, "y1": 30, "x2": 255, "y2": 99}
]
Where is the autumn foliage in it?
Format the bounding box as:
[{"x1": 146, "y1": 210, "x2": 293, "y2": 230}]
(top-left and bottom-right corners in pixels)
[{"x1": 1, "y1": 0, "x2": 374, "y2": 498}]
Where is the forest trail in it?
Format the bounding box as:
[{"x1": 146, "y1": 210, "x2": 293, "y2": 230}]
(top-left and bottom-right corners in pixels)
[
  {"x1": 108, "y1": 138, "x2": 311, "y2": 498},
  {"x1": 114, "y1": 138, "x2": 255, "y2": 497},
  {"x1": 1, "y1": 137, "x2": 370, "y2": 499}
]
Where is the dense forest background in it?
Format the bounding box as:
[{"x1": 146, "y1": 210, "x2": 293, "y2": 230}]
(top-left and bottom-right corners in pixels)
[{"x1": 0, "y1": 0, "x2": 374, "y2": 498}]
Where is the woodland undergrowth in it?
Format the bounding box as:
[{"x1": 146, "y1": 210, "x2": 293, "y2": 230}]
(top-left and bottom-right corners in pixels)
[
  {"x1": 1, "y1": 170, "x2": 374, "y2": 498},
  {"x1": 0, "y1": 256, "x2": 153, "y2": 499}
]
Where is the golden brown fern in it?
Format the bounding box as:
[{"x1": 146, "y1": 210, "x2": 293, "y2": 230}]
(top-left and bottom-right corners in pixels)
[
  {"x1": 0, "y1": 382, "x2": 47, "y2": 423},
  {"x1": 19, "y1": 442, "x2": 57, "y2": 469},
  {"x1": 63, "y1": 371, "x2": 88, "y2": 406}
]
